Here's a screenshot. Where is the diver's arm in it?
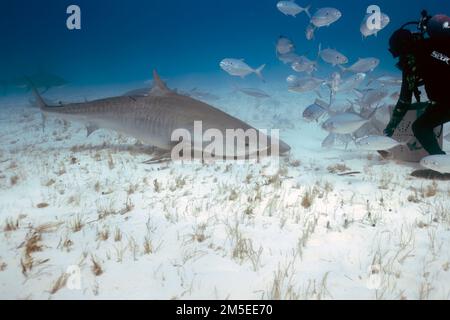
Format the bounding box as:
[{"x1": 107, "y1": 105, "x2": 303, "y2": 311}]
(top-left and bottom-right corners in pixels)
[{"x1": 384, "y1": 72, "x2": 413, "y2": 137}]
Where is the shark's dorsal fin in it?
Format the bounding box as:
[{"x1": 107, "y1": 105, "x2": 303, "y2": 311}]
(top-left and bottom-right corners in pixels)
[{"x1": 150, "y1": 70, "x2": 171, "y2": 96}]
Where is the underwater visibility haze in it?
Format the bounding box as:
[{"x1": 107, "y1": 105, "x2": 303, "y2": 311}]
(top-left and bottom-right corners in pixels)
[{"x1": 1, "y1": 0, "x2": 450, "y2": 300}]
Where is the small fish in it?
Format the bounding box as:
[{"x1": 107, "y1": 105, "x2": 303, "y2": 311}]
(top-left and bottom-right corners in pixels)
[
  {"x1": 338, "y1": 73, "x2": 366, "y2": 92},
  {"x1": 355, "y1": 135, "x2": 404, "y2": 150},
  {"x1": 288, "y1": 76, "x2": 325, "y2": 93},
  {"x1": 233, "y1": 86, "x2": 271, "y2": 99},
  {"x1": 189, "y1": 88, "x2": 220, "y2": 101},
  {"x1": 220, "y1": 59, "x2": 265, "y2": 81},
  {"x1": 286, "y1": 75, "x2": 300, "y2": 87},
  {"x1": 321, "y1": 133, "x2": 336, "y2": 148},
  {"x1": 303, "y1": 99, "x2": 329, "y2": 122},
  {"x1": 319, "y1": 46, "x2": 348, "y2": 66},
  {"x1": 278, "y1": 52, "x2": 302, "y2": 64},
  {"x1": 339, "y1": 58, "x2": 380, "y2": 73},
  {"x1": 360, "y1": 13, "x2": 390, "y2": 38},
  {"x1": 277, "y1": 1, "x2": 311, "y2": 18},
  {"x1": 369, "y1": 75, "x2": 402, "y2": 86},
  {"x1": 291, "y1": 56, "x2": 317, "y2": 74},
  {"x1": 327, "y1": 72, "x2": 341, "y2": 90},
  {"x1": 355, "y1": 88, "x2": 389, "y2": 108},
  {"x1": 311, "y1": 8, "x2": 342, "y2": 28},
  {"x1": 420, "y1": 155, "x2": 450, "y2": 173},
  {"x1": 305, "y1": 24, "x2": 316, "y2": 40},
  {"x1": 322, "y1": 113, "x2": 370, "y2": 134},
  {"x1": 276, "y1": 36, "x2": 295, "y2": 55}
]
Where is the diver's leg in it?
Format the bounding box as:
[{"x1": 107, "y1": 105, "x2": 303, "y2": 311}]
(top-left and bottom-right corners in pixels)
[{"x1": 412, "y1": 103, "x2": 449, "y2": 155}]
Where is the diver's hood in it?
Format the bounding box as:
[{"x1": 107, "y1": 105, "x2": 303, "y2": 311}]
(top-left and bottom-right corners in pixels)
[{"x1": 389, "y1": 29, "x2": 415, "y2": 58}]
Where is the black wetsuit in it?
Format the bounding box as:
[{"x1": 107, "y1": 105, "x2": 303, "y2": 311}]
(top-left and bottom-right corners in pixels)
[{"x1": 385, "y1": 37, "x2": 450, "y2": 155}]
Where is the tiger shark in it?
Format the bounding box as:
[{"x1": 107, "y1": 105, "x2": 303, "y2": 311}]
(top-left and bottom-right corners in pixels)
[{"x1": 33, "y1": 70, "x2": 290, "y2": 160}]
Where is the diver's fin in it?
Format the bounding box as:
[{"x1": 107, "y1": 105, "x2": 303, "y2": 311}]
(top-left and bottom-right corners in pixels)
[
  {"x1": 86, "y1": 124, "x2": 100, "y2": 137},
  {"x1": 150, "y1": 70, "x2": 171, "y2": 96}
]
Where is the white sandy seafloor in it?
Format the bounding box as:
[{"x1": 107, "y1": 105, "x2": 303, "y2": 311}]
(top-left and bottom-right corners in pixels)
[{"x1": 0, "y1": 79, "x2": 449, "y2": 300}]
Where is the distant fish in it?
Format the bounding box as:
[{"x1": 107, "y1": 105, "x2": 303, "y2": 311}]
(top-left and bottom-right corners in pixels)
[
  {"x1": 291, "y1": 56, "x2": 317, "y2": 74},
  {"x1": 322, "y1": 113, "x2": 370, "y2": 134},
  {"x1": 278, "y1": 52, "x2": 302, "y2": 64},
  {"x1": 339, "y1": 58, "x2": 380, "y2": 73},
  {"x1": 326, "y1": 72, "x2": 341, "y2": 102},
  {"x1": 220, "y1": 59, "x2": 265, "y2": 81},
  {"x1": 338, "y1": 73, "x2": 366, "y2": 92},
  {"x1": 287, "y1": 76, "x2": 325, "y2": 93},
  {"x1": 303, "y1": 99, "x2": 329, "y2": 122},
  {"x1": 277, "y1": 1, "x2": 311, "y2": 18},
  {"x1": 233, "y1": 86, "x2": 271, "y2": 99},
  {"x1": 4, "y1": 72, "x2": 68, "y2": 93},
  {"x1": 369, "y1": 75, "x2": 402, "y2": 86},
  {"x1": 319, "y1": 46, "x2": 348, "y2": 66},
  {"x1": 305, "y1": 24, "x2": 316, "y2": 40},
  {"x1": 276, "y1": 36, "x2": 295, "y2": 55},
  {"x1": 355, "y1": 135, "x2": 404, "y2": 150},
  {"x1": 286, "y1": 75, "x2": 300, "y2": 86},
  {"x1": 420, "y1": 155, "x2": 450, "y2": 173},
  {"x1": 311, "y1": 8, "x2": 342, "y2": 28},
  {"x1": 123, "y1": 87, "x2": 150, "y2": 97},
  {"x1": 355, "y1": 88, "x2": 389, "y2": 108},
  {"x1": 189, "y1": 88, "x2": 220, "y2": 101},
  {"x1": 360, "y1": 13, "x2": 390, "y2": 38}
]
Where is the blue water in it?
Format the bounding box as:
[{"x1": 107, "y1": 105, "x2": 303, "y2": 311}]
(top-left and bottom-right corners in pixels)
[{"x1": 1, "y1": 0, "x2": 450, "y2": 87}]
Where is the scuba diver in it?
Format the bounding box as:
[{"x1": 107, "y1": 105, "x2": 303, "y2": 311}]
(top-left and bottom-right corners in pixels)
[{"x1": 384, "y1": 11, "x2": 450, "y2": 178}]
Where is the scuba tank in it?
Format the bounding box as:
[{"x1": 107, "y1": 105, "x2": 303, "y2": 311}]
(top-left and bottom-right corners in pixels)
[
  {"x1": 416, "y1": 10, "x2": 450, "y2": 39},
  {"x1": 397, "y1": 10, "x2": 450, "y2": 40}
]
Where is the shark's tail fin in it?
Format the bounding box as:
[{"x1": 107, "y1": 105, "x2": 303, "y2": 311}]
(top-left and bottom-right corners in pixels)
[
  {"x1": 27, "y1": 79, "x2": 48, "y2": 131},
  {"x1": 26, "y1": 77, "x2": 47, "y2": 110},
  {"x1": 31, "y1": 87, "x2": 48, "y2": 110},
  {"x1": 254, "y1": 64, "x2": 266, "y2": 82}
]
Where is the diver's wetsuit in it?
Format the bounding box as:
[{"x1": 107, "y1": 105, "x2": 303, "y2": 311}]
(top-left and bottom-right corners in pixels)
[{"x1": 384, "y1": 37, "x2": 450, "y2": 155}]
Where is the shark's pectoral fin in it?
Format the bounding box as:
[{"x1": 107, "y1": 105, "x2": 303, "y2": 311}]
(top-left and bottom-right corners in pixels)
[
  {"x1": 150, "y1": 70, "x2": 172, "y2": 96},
  {"x1": 86, "y1": 124, "x2": 100, "y2": 137}
]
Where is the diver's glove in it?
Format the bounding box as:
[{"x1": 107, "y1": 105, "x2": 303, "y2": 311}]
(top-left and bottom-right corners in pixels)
[
  {"x1": 383, "y1": 126, "x2": 395, "y2": 137},
  {"x1": 383, "y1": 101, "x2": 411, "y2": 137}
]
